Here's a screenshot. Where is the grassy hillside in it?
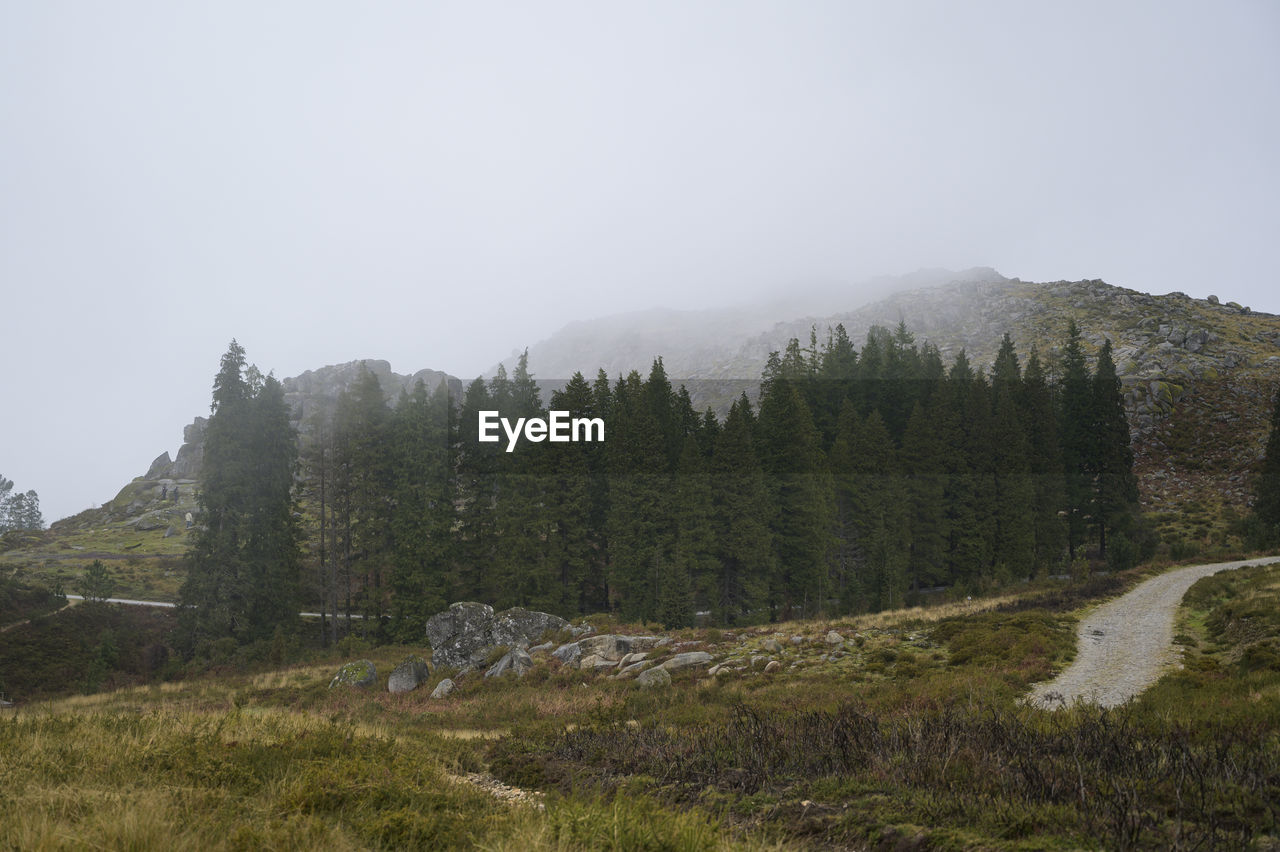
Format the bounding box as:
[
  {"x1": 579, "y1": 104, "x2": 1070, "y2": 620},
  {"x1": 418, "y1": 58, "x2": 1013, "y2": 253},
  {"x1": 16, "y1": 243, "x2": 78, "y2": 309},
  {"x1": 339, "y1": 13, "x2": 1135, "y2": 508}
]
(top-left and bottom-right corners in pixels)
[
  {"x1": 3, "y1": 562, "x2": 1277, "y2": 849},
  {"x1": 0, "y1": 479, "x2": 193, "y2": 601}
]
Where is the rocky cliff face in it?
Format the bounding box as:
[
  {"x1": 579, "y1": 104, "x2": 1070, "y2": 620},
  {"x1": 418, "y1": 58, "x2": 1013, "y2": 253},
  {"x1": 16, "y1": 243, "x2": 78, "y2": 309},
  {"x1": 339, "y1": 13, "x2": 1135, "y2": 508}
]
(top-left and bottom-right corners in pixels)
[{"x1": 145, "y1": 360, "x2": 462, "y2": 483}]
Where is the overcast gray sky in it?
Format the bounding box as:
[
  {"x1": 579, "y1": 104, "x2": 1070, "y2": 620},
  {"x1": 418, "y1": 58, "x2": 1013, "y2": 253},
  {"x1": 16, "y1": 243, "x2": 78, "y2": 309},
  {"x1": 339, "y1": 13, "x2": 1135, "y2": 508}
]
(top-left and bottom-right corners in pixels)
[{"x1": 2, "y1": 1, "x2": 1277, "y2": 524}]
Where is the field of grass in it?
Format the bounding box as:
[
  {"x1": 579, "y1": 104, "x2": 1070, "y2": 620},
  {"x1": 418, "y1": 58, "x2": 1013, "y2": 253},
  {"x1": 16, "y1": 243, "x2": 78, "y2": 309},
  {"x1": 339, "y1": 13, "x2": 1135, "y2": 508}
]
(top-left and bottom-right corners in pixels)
[{"x1": 1, "y1": 561, "x2": 1278, "y2": 849}]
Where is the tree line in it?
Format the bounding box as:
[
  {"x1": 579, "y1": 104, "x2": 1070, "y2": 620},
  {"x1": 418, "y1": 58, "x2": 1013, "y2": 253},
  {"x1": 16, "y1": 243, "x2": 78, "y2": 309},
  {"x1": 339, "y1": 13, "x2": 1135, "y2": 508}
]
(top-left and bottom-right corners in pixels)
[
  {"x1": 0, "y1": 475, "x2": 43, "y2": 533},
  {"x1": 179, "y1": 323, "x2": 1143, "y2": 650}
]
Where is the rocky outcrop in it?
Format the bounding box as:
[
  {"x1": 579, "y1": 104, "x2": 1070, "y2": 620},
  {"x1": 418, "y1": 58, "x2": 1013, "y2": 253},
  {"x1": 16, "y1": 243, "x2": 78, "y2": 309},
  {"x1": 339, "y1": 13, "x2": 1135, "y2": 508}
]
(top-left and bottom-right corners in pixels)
[
  {"x1": 387, "y1": 656, "x2": 432, "y2": 693},
  {"x1": 425, "y1": 602, "x2": 569, "y2": 671},
  {"x1": 139, "y1": 362, "x2": 459, "y2": 485}
]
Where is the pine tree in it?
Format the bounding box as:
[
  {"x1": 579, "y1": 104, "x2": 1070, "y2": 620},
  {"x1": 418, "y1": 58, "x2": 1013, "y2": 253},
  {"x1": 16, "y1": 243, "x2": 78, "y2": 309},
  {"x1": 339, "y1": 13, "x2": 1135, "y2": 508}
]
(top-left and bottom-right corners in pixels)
[
  {"x1": 990, "y1": 374, "x2": 1036, "y2": 581},
  {"x1": 299, "y1": 411, "x2": 339, "y2": 644},
  {"x1": 1058, "y1": 319, "x2": 1093, "y2": 559},
  {"x1": 333, "y1": 368, "x2": 393, "y2": 629},
  {"x1": 242, "y1": 375, "x2": 303, "y2": 635},
  {"x1": 709, "y1": 396, "x2": 772, "y2": 624},
  {"x1": 900, "y1": 401, "x2": 948, "y2": 589},
  {"x1": 941, "y1": 352, "x2": 995, "y2": 587},
  {"x1": 0, "y1": 477, "x2": 43, "y2": 532},
  {"x1": 178, "y1": 341, "x2": 302, "y2": 652},
  {"x1": 673, "y1": 435, "x2": 717, "y2": 621},
  {"x1": 547, "y1": 372, "x2": 604, "y2": 614},
  {"x1": 756, "y1": 373, "x2": 834, "y2": 620},
  {"x1": 1023, "y1": 347, "x2": 1067, "y2": 572},
  {"x1": 605, "y1": 370, "x2": 671, "y2": 621},
  {"x1": 1252, "y1": 386, "x2": 1280, "y2": 544},
  {"x1": 831, "y1": 404, "x2": 908, "y2": 611},
  {"x1": 456, "y1": 377, "x2": 499, "y2": 602},
  {"x1": 1090, "y1": 340, "x2": 1138, "y2": 560},
  {"x1": 491, "y1": 356, "x2": 550, "y2": 609},
  {"x1": 387, "y1": 380, "x2": 456, "y2": 639}
]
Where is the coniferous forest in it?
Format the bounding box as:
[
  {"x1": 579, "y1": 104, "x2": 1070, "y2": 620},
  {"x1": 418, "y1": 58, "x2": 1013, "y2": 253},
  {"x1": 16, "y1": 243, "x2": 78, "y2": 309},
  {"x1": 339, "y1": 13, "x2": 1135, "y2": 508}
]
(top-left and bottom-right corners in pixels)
[{"x1": 181, "y1": 320, "x2": 1144, "y2": 646}]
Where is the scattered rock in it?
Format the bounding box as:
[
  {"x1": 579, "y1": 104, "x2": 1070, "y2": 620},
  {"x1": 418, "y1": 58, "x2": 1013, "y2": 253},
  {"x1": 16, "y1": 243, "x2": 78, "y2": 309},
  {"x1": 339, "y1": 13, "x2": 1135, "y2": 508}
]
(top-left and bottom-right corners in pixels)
[
  {"x1": 430, "y1": 678, "x2": 456, "y2": 699},
  {"x1": 636, "y1": 667, "x2": 672, "y2": 689},
  {"x1": 764, "y1": 660, "x2": 782, "y2": 673},
  {"x1": 388, "y1": 656, "x2": 432, "y2": 693},
  {"x1": 825, "y1": 630, "x2": 844, "y2": 645},
  {"x1": 552, "y1": 642, "x2": 582, "y2": 666},
  {"x1": 615, "y1": 660, "x2": 653, "y2": 678},
  {"x1": 329, "y1": 660, "x2": 376, "y2": 689},
  {"x1": 485, "y1": 647, "x2": 534, "y2": 679},
  {"x1": 762, "y1": 638, "x2": 783, "y2": 654}
]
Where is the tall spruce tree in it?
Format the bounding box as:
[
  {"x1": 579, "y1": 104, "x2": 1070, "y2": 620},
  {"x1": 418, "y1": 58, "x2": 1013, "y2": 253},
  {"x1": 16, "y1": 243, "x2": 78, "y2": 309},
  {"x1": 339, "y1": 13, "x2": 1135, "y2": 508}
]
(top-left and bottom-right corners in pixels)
[
  {"x1": 709, "y1": 396, "x2": 772, "y2": 624},
  {"x1": 178, "y1": 341, "x2": 301, "y2": 652},
  {"x1": 456, "y1": 377, "x2": 499, "y2": 602},
  {"x1": 1089, "y1": 340, "x2": 1139, "y2": 560},
  {"x1": 491, "y1": 354, "x2": 551, "y2": 609},
  {"x1": 1023, "y1": 347, "x2": 1067, "y2": 572},
  {"x1": 605, "y1": 370, "x2": 671, "y2": 621},
  {"x1": 1058, "y1": 319, "x2": 1093, "y2": 559},
  {"x1": 1252, "y1": 386, "x2": 1280, "y2": 545},
  {"x1": 670, "y1": 435, "x2": 715, "y2": 626},
  {"x1": 900, "y1": 401, "x2": 948, "y2": 589},
  {"x1": 387, "y1": 380, "x2": 456, "y2": 639},
  {"x1": 333, "y1": 368, "x2": 393, "y2": 628},
  {"x1": 941, "y1": 352, "x2": 995, "y2": 587},
  {"x1": 756, "y1": 372, "x2": 834, "y2": 620},
  {"x1": 547, "y1": 373, "x2": 604, "y2": 614},
  {"x1": 832, "y1": 405, "x2": 908, "y2": 611}
]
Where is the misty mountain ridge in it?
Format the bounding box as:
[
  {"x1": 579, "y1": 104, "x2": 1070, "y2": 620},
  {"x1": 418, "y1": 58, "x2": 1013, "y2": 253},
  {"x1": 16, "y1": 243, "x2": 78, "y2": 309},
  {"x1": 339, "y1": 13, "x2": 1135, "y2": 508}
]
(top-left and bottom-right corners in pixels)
[
  {"x1": 492, "y1": 267, "x2": 1010, "y2": 383},
  {"x1": 41, "y1": 269, "x2": 1280, "y2": 541}
]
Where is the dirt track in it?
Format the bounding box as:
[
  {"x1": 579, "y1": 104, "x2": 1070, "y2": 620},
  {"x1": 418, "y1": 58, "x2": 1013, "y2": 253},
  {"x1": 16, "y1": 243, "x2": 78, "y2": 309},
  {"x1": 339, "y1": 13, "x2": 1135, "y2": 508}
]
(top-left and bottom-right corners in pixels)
[{"x1": 1028, "y1": 556, "x2": 1280, "y2": 709}]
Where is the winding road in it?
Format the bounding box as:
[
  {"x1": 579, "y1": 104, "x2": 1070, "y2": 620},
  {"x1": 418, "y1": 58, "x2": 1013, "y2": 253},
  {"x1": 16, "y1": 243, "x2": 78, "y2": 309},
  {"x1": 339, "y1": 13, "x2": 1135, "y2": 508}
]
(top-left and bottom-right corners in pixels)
[{"x1": 1028, "y1": 556, "x2": 1280, "y2": 709}]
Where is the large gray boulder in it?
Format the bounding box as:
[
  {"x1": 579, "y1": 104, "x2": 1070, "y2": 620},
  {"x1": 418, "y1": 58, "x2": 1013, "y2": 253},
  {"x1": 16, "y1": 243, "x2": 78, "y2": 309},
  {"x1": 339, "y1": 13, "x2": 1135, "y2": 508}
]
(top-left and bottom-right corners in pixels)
[
  {"x1": 660, "y1": 651, "x2": 714, "y2": 672},
  {"x1": 430, "y1": 678, "x2": 456, "y2": 699},
  {"x1": 387, "y1": 656, "x2": 432, "y2": 693},
  {"x1": 578, "y1": 634, "x2": 630, "y2": 661},
  {"x1": 329, "y1": 660, "x2": 377, "y2": 689},
  {"x1": 636, "y1": 666, "x2": 671, "y2": 689},
  {"x1": 425, "y1": 602, "x2": 569, "y2": 671}
]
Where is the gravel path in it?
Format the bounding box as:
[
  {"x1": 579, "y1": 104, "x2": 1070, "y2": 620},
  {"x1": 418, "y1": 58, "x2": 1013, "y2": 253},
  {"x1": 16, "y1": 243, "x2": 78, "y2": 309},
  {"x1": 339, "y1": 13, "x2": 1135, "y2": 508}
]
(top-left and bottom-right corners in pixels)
[{"x1": 1028, "y1": 556, "x2": 1280, "y2": 709}]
